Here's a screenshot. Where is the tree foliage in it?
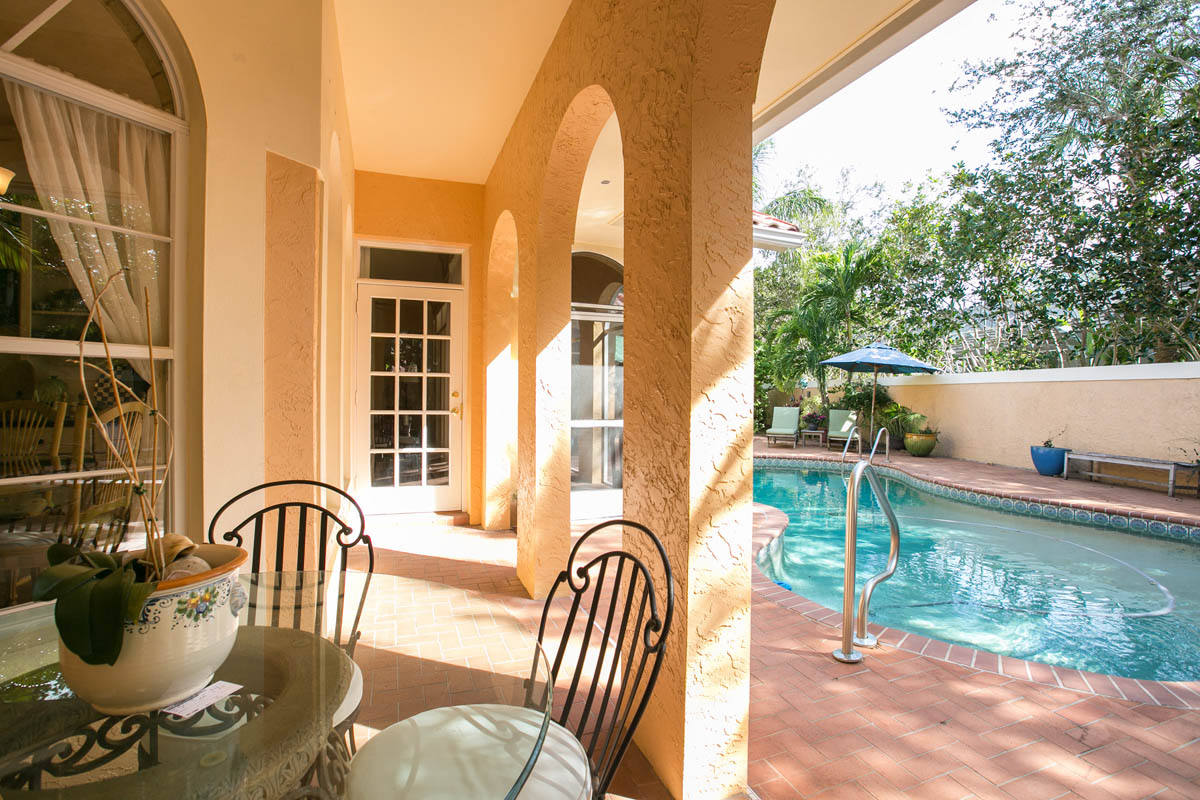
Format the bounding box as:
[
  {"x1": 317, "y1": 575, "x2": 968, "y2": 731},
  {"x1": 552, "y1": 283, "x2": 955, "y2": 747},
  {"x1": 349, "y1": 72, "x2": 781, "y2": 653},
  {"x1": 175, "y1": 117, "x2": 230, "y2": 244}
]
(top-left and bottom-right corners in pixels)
[{"x1": 753, "y1": 0, "x2": 1200, "y2": 405}]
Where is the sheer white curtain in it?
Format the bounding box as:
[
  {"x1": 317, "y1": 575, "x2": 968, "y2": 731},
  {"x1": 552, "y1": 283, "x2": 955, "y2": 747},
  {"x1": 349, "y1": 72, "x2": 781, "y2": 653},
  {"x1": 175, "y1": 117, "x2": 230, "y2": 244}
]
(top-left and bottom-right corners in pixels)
[{"x1": 4, "y1": 79, "x2": 169, "y2": 381}]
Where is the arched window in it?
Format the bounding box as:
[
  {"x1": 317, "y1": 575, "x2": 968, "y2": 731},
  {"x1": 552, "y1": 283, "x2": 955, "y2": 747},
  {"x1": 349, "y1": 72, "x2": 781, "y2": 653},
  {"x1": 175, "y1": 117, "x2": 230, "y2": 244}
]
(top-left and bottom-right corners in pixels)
[{"x1": 0, "y1": 0, "x2": 186, "y2": 567}]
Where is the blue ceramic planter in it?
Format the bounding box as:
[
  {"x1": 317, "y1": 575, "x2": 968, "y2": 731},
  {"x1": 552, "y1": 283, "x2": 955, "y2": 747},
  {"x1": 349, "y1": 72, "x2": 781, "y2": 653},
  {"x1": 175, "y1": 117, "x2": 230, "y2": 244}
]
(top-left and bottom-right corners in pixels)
[{"x1": 1030, "y1": 445, "x2": 1070, "y2": 477}]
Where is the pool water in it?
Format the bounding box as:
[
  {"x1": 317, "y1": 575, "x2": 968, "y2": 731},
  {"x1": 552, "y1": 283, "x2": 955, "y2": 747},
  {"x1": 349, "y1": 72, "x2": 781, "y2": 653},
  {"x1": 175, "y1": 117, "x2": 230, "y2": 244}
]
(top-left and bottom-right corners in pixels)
[{"x1": 754, "y1": 466, "x2": 1200, "y2": 681}]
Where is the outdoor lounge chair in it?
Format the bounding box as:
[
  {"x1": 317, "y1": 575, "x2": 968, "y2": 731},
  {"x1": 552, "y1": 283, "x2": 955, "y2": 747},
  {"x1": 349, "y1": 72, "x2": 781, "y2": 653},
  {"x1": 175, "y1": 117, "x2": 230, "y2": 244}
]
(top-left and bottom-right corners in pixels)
[
  {"x1": 765, "y1": 407, "x2": 800, "y2": 447},
  {"x1": 827, "y1": 409, "x2": 861, "y2": 454}
]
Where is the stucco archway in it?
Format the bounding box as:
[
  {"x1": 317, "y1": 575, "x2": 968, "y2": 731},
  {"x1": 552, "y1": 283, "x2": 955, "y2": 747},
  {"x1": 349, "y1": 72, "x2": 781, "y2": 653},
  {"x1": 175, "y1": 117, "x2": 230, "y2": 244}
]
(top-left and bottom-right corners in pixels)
[
  {"x1": 481, "y1": 3, "x2": 777, "y2": 795},
  {"x1": 514, "y1": 84, "x2": 618, "y2": 597}
]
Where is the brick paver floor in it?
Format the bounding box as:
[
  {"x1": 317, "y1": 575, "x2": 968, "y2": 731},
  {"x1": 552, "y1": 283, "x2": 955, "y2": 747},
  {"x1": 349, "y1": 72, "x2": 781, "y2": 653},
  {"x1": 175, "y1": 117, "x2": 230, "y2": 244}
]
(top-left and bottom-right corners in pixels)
[{"x1": 347, "y1": 509, "x2": 1200, "y2": 799}]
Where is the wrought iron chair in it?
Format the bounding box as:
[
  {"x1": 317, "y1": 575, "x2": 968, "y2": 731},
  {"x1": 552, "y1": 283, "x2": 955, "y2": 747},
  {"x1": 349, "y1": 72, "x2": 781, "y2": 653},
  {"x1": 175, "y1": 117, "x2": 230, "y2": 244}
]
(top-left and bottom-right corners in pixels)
[
  {"x1": 207, "y1": 479, "x2": 373, "y2": 749},
  {"x1": 345, "y1": 518, "x2": 673, "y2": 800},
  {"x1": 529, "y1": 519, "x2": 674, "y2": 798}
]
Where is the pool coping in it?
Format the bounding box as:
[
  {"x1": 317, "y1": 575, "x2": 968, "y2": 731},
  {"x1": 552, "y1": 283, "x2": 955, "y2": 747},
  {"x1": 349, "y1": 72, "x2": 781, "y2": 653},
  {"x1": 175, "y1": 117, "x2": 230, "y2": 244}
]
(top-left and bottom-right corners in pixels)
[
  {"x1": 755, "y1": 452, "x2": 1200, "y2": 544},
  {"x1": 750, "y1": 501, "x2": 1200, "y2": 711}
]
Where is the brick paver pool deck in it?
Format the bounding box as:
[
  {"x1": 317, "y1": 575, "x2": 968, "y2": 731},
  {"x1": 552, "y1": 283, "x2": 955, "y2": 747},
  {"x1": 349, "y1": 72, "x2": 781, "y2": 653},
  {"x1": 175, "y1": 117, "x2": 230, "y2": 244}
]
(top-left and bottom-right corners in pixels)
[{"x1": 347, "y1": 449, "x2": 1200, "y2": 798}]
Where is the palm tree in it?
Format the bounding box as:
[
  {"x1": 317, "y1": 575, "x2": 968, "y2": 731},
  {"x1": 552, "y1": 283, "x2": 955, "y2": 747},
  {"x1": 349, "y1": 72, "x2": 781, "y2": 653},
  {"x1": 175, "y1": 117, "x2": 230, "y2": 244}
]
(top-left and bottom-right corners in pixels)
[
  {"x1": 764, "y1": 302, "x2": 837, "y2": 408},
  {"x1": 800, "y1": 241, "x2": 883, "y2": 346}
]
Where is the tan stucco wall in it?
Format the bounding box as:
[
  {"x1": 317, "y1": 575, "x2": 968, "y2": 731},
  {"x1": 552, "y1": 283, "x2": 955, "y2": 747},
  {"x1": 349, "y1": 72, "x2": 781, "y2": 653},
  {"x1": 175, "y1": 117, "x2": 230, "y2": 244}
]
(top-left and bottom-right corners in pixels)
[
  {"x1": 354, "y1": 172, "x2": 487, "y2": 518},
  {"x1": 156, "y1": 0, "x2": 358, "y2": 524},
  {"x1": 159, "y1": 0, "x2": 324, "y2": 522},
  {"x1": 886, "y1": 366, "x2": 1200, "y2": 483},
  {"x1": 319, "y1": 0, "x2": 358, "y2": 494}
]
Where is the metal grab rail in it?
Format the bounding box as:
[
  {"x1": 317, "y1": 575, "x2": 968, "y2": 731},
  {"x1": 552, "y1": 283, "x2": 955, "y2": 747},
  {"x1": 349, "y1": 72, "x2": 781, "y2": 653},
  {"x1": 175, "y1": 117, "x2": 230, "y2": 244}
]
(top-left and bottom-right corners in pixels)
[
  {"x1": 833, "y1": 461, "x2": 902, "y2": 664},
  {"x1": 869, "y1": 428, "x2": 889, "y2": 463},
  {"x1": 839, "y1": 426, "x2": 861, "y2": 464}
]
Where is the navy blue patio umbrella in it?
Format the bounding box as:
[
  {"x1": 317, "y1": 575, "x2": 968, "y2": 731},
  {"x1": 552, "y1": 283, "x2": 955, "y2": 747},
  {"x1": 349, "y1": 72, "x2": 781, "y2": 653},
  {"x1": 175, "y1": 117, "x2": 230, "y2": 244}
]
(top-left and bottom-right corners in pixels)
[{"x1": 819, "y1": 342, "x2": 940, "y2": 445}]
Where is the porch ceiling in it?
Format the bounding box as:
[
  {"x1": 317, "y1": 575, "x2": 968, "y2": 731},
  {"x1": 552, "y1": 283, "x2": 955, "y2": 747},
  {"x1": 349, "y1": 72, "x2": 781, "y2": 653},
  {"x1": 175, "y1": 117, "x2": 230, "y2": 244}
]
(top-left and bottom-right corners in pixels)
[
  {"x1": 334, "y1": 0, "x2": 972, "y2": 185},
  {"x1": 332, "y1": 0, "x2": 573, "y2": 184}
]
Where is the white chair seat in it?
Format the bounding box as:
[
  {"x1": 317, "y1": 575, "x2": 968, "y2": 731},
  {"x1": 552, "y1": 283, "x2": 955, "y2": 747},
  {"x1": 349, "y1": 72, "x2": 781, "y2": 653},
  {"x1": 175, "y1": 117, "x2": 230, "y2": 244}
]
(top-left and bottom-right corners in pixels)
[
  {"x1": 333, "y1": 658, "x2": 362, "y2": 728},
  {"x1": 347, "y1": 702, "x2": 592, "y2": 800}
]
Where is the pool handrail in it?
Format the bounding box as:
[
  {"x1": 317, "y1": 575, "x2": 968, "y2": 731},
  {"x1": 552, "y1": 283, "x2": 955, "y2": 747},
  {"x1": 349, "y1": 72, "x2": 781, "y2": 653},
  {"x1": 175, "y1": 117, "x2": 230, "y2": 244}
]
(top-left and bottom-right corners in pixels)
[
  {"x1": 839, "y1": 426, "x2": 861, "y2": 465},
  {"x1": 868, "y1": 428, "x2": 889, "y2": 463},
  {"x1": 833, "y1": 460, "x2": 902, "y2": 664}
]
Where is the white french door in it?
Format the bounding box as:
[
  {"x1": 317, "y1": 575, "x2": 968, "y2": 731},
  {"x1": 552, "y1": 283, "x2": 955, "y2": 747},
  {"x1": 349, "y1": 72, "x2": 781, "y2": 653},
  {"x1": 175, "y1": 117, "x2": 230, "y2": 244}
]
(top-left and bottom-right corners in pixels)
[{"x1": 354, "y1": 283, "x2": 464, "y2": 513}]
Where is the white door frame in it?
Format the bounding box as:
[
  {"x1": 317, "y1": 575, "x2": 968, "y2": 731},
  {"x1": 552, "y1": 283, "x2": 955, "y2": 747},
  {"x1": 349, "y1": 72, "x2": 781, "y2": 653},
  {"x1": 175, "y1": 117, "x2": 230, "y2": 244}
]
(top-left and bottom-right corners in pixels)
[{"x1": 351, "y1": 241, "x2": 469, "y2": 514}]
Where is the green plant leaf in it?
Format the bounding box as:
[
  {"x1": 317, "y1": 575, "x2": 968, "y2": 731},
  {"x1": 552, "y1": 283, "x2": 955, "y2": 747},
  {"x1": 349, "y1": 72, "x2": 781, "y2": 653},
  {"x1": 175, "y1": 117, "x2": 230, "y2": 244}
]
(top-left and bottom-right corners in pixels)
[
  {"x1": 87, "y1": 568, "x2": 131, "y2": 666},
  {"x1": 54, "y1": 578, "x2": 95, "y2": 663},
  {"x1": 46, "y1": 543, "x2": 80, "y2": 566},
  {"x1": 80, "y1": 551, "x2": 120, "y2": 572},
  {"x1": 124, "y1": 580, "x2": 157, "y2": 624},
  {"x1": 32, "y1": 564, "x2": 101, "y2": 601}
]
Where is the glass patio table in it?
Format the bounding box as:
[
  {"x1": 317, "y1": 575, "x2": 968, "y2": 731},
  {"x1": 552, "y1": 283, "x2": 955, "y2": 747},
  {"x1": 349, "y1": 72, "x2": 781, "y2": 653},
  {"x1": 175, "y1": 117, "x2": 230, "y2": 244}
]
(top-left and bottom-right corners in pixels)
[
  {"x1": 0, "y1": 570, "x2": 564, "y2": 799},
  {"x1": 0, "y1": 571, "x2": 360, "y2": 799}
]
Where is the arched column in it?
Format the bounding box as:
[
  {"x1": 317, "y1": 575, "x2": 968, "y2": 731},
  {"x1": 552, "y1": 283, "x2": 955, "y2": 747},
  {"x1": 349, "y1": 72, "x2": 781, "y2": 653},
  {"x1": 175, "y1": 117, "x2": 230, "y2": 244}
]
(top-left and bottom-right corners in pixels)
[
  {"x1": 483, "y1": 210, "x2": 518, "y2": 530},
  {"x1": 516, "y1": 85, "x2": 616, "y2": 598}
]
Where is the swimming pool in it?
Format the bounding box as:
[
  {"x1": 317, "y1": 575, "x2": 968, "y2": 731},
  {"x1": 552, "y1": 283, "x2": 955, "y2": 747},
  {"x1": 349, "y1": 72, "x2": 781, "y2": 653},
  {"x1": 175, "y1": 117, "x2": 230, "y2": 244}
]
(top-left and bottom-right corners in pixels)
[{"x1": 753, "y1": 464, "x2": 1200, "y2": 681}]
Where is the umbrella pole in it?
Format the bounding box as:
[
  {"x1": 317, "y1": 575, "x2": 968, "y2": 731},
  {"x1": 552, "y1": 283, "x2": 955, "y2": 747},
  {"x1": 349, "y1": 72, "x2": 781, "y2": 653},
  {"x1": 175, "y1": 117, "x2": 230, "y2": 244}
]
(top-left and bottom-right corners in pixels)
[{"x1": 870, "y1": 365, "x2": 878, "y2": 448}]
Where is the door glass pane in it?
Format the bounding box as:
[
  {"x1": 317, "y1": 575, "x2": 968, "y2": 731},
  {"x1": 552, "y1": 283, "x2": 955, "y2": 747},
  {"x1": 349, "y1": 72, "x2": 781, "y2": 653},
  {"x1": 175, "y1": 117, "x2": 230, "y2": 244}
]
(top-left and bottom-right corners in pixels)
[
  {"x1": 397, "y1": 377, "x2": 422, "y2": 411},
  {"x1": 371, "y1": 414, "x2": 393, "y2": 449},
  {"x1": 427, "y1": 302, "x2": 450, "y2": 336},
  {"x1": 371, "y1": 338, "x2": 395, "y2": 372},
  {"x1": 370, "y1": 377, "x2": 394, "y2": 411},
  {"x1": 397, "y1": 414, "x2": 422, "y2": 448},
  {"x1": 427, "y1": 452, "x2": 449, "y2": 486},
  {"x1": 426, "y1": 378, "x2": 449, "y2": 411},
  {"x1": 371, "y1": 299, "x2": 395, "y2": 333},
  {"x1": 371, "y1": 453, "x2": 394, "y2": 487},
  {"x1": 397, "y1": 453, "x2": 422, "y2": 487},
  {"x1": 427, "y1": 415, "x2": 448, "y2": 449},
  {"x1": 362, "y1": 248, "x2": 462, "y2": 285},
  {"x1": 426, "y1": 340, "x2": 449, "y2": 374},
  {"x1": 399, "y1": 300, "x2": 423, "y2": 334},
  {"x1": 397, "y1": 338, "x2": 423, "y2": 373}
]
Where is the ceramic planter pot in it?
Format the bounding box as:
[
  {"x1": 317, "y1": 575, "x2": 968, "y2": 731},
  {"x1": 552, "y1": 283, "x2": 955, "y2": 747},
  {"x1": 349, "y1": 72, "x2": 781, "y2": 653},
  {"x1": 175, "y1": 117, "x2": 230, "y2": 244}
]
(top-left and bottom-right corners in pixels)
[
  {"x1": 904, "y1": 433, "x2": 938, "y2": 457},
  {"x1": 1030, "y1": 445, "x2": 1071, "y2": 477},
  {"x1": 57, "y1": 543, "x2": 248, "y2": 715}
]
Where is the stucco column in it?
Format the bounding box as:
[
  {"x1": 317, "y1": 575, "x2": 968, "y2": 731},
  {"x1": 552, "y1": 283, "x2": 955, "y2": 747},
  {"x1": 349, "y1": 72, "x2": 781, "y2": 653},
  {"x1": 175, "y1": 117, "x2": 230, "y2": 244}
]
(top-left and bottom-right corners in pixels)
[
  {"x1": 264, "y1": 152, "x2": 322, "y2": 484},
  {"x1": 515, "y1": 222, "x2": 572, "y2": 598},
  {"x1": 620, "y1": 3, "x2": 770, "y2": 797},
  {"x1": 483, "y1": 213, "x2": 518, "y2": 530},
  {"x1": 264, "y1": 152, "x2": 322, "y2": 566}
]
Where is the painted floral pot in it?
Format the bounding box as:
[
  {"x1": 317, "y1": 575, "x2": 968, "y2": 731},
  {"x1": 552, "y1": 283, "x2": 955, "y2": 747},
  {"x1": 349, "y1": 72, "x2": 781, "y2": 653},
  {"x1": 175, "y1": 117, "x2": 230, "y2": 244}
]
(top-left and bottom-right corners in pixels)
[
  {"x1": 1030, "y1": 445, "x2": 1071, "y2": 477},
  {"x1": 904, "y1": 433, "x2": 938, "y2": 457},
  {"x1": 58, "y1": 544, "x2": 249, "y2": 715}
]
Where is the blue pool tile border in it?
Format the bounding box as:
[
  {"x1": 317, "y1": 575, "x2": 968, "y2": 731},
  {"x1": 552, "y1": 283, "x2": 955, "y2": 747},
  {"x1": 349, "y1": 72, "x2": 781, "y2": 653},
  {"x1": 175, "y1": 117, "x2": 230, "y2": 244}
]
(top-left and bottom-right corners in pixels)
[{"x1": 753, "y1": 456, "x2": 1200, "y2": 546}]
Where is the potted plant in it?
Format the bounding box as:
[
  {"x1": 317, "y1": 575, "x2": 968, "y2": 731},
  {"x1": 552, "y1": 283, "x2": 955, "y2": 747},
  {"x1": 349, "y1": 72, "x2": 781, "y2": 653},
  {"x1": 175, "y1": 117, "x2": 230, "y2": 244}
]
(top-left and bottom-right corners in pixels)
[
  {"x1": 31, "y1": 271, "x2": 247, "y2": 714},
  {"x1": 802, "y1": 410, "x2": 827, "y2": 431},
  {"x1": 904, "y1": 426, "x2": 939, "y2": 457},
  {"x1": 881, "y1": 403, "x2": 925, "y2": 450},
  {"x1": 1030, "y1": 428, "x2": 1070, "y2": 477}
]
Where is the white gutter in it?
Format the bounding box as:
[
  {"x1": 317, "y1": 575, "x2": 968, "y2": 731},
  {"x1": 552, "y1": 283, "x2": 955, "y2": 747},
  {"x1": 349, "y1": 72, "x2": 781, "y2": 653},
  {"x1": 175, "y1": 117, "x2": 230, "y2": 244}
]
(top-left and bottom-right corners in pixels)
[{"x1": 752, "y1": 225, "x2": 807, "y2": 252}]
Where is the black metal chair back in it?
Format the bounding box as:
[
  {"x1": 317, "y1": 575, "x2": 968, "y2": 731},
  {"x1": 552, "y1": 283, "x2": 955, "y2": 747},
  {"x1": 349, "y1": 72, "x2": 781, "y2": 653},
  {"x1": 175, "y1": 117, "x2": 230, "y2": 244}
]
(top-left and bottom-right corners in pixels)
[
  {"x1": 528, "y1": 519, "x2": 674, "y2": 798},
  {"x1": 207, "y1": 479, "x2": 373, "y2": 657}
]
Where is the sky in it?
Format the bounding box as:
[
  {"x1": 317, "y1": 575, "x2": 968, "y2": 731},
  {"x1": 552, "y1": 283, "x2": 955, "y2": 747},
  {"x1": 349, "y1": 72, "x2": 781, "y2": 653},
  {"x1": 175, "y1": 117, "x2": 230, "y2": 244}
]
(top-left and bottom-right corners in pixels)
[{"x1": 758, "y1": 0, "x2": 1027, "y2": 212}]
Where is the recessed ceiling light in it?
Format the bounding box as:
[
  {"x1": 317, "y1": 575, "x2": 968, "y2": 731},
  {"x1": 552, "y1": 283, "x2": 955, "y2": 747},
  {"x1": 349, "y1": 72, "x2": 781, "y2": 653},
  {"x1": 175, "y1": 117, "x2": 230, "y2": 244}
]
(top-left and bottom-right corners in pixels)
[{"x1": 600, "y1": 179, "x2": 611, "y2": 185}]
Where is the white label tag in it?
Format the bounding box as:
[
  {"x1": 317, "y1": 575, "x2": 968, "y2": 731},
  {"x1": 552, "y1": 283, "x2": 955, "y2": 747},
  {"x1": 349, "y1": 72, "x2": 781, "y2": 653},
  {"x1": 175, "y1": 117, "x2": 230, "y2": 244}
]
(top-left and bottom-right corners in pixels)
[{"x1": 161, "y1": 681, "x2": 242, "y2": 719}]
